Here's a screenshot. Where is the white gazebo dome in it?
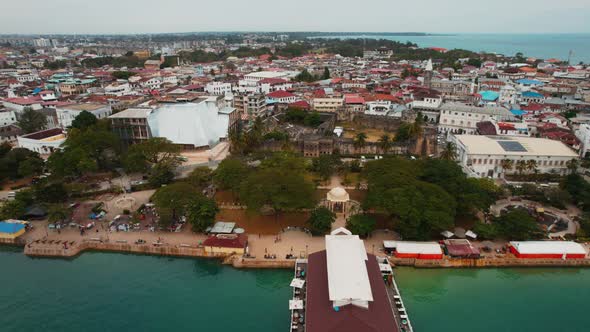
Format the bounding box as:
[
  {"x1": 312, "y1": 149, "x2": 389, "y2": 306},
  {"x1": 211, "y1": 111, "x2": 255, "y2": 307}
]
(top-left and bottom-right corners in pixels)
[{"x1": 327, "y1": 187, "x2": 350, "y2": 202}]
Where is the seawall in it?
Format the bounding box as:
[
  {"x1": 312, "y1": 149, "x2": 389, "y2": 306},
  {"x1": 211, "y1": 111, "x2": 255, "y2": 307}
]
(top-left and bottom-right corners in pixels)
[{"x1": 390, "y1": 257, "x2": 590, "y2": 268}]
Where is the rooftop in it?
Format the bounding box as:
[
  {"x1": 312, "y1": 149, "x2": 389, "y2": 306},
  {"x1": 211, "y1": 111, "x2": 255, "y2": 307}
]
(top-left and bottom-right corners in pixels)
[{"x1": 455, "y1": 135, "x2": 578, "y2": 157}]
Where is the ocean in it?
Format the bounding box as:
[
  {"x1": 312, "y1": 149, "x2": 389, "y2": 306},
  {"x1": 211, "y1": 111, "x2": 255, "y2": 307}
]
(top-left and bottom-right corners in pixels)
[
  {"x1": 316, "y1": 33, "x2": 590, "y2": 64},
  {"x1": 1, "y1": 248, "x2": 589, "y2": 332},
  {"x1": 395, "y1": 267, "x2": 590, "y2": 332}
]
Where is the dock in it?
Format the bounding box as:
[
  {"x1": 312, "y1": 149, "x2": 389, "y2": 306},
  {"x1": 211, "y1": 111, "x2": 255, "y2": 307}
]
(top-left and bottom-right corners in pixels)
[
  {"x1": 289, "y1": 258, "x2": 307, "y2": 332},
  {"x1": 379, "y1": 257, "x2": 414, "y2": 332}
]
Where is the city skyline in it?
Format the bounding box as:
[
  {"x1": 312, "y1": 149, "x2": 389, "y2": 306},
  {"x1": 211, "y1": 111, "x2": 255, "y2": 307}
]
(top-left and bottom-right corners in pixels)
[{"x1": 2, "y1": 0, "x2": 589, "y2": 34}]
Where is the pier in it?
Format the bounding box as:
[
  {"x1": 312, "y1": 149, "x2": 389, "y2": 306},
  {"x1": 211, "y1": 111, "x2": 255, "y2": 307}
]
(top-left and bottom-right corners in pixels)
[
  {"x1": 379, "y1": 257, "x2": 414, "y2": 332},
  {"x1": 289, "y1": 258, "x2": 307, "y2": 332}
]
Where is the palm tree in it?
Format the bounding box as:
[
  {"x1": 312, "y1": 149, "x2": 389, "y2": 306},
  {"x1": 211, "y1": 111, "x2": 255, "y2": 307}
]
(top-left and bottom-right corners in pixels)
[
  {"x1": 353, "y1": 132, "x2": 367, "y2": 152},
  {"x1": 566, "y1": 158, "x2": 579, "y2": 174},
  {"x1": 500, "y1": 159, "x2": 514, "y2": 175},
  {"x1": 440, "y1": 142, "x2": 457, "y2": 161},
  {"x1": 526, "y1": 160, "x2": 538, "y2": 174},
  {"x1": 378, "y1": 134, "x2": 392, "y2": 154},
  {"x1": 515, "y1": 160, "x2": 527, "y2": 175}
]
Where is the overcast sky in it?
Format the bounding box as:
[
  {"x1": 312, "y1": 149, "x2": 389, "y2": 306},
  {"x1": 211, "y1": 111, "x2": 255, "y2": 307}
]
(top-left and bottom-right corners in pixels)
[{"x1": 2, "y1": 0, "x2": 589, "y2": 34}]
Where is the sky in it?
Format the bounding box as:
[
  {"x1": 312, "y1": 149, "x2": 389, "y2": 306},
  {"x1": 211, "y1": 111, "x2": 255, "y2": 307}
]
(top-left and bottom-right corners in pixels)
[{"x1": 2, "y1": 0, "x2": 590, "y2": 35}]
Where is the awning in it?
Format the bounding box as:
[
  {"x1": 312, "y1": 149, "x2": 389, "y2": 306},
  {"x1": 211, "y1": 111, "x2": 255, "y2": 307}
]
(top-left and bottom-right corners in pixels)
[
  {"x1": 289, "y1": 299, "x2": 304, "y2": 310},
  {"x1": 465, "y1": 230, "x2": 477, "y2": 239},
  {"x1": 290, "y1": 278, "x2": 305, "y2": 289},
  {"x1": 379, "y1": 263, "x2": 393, "y2": 273},
  {"x1": 441, "y1": 230, "x2": 454, "y2": 238}
]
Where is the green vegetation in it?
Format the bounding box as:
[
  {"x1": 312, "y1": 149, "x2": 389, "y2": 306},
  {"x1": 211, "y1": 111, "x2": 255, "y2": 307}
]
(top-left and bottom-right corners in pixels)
[
  {"x1": 185, "y1": 194, "x2": 219, "y2": 232},
  {"x1": 112, "y1": 71, "x2": 135, "y2": 80},
  {"x1": 0, "y1": 147, "x2": 44, "y2": 182},
  {"x1": 239, "y1": 153, "x2": 316, "y2": 215},
  {"x1": 363, "y1": 157, "x2": 499, "y2": 240},
  {"x1": 307, "y1": 207, "x2": 336, "y2": 235},
  {"x1": 81, "y1": 55, "x2": 145, "y2": 68},
  {"x1": 310, "y1": 154, "x2": 343, "y2": 180},
  {"x1": 18, "y1": 107, "x2": 47, "y2": 134},
  {"x1": 70, "y1": 111, "x2": 97, "y2": 130},
  {"x1": 47, "y1": 119, "x2": 119, "y2": 177},
  {"x1": 346, "y1": 214, "x2": 376, "y2": 238},
  {"x1": 285, "y1": 108, "x2": 322, "y2": 127},
  {"x1": 213, "y1": 158, "x2": 249, "y2": 194},
  {"x1": 151, "y1": 182, "x2": 199, "y2": 227},
  {"x1": 125, "y1": 137, "x2": 182, "y2": 186},
  {"x1": 562, "y1": 174, "x2": 590, "y2": 211}
]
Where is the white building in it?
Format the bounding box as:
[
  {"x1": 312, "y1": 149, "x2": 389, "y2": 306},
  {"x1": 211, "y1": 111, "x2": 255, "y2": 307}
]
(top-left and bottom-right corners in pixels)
[
  {"x1": 17, "y1": 128, "x2": 66, "y2": 155},
  {"x1": 237, "y1": 71, "x2": 296, "y2": 93},
  {"x1": 438, "y1": 103, "x2": 515, "y2": 135},
  {"x1": 452, "y1": 135, "x2": 579, "y2": 178},
  {"x1": 0, "y1": 110, "x2": 17, "y2": 126},
  {"x1": 205, "y1": 82, "x2": 233, "y2": 96},
  {"x1": 56, "y1": 103, "x2": 112, "y2": 128},
  {"x1": 147, "y1": 98, "x2": 236, "y2": 148},
  {"x1": 575, "y1": 124, "x2": 590, "y2": 157},
  {"x1": 104, "y1": 82, "x2": 134, "y2": 96}
]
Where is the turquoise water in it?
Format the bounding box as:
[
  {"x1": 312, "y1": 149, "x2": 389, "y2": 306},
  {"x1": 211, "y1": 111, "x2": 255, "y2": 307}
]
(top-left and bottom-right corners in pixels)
[
  {"x1": 395, "y1": 267, "x2": 590, "y2": 332},
  {"x1": 0, "y1": 248, "x2": 291, "y2": 332},
  {"x1": 318, "y1": 33, "x2": 590, "y2": 63},
  {"x1": 2, "y1": 247, "x2": 590, "y2": 332}
]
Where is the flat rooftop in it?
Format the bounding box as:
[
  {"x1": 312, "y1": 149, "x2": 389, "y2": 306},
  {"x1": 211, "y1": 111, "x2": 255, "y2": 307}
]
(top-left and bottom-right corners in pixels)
[
  {"x1": 62, "y1": 103, "x2": 106, "y2": 111},
  {"x1": 455, "y1": 135, "x2": 578, "y2": 157}
]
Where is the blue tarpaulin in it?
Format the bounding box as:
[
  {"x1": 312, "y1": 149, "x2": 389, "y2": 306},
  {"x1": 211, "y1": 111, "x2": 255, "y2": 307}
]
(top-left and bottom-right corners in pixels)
[{"x1": 0, "y1": 222, "x2": 25, "y2": 234}]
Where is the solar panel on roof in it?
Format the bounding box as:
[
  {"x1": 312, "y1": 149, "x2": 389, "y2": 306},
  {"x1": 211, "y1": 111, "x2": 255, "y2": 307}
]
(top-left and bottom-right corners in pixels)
[{"x1": 498, "y1": 140, "x2": 528, "y2": 152}]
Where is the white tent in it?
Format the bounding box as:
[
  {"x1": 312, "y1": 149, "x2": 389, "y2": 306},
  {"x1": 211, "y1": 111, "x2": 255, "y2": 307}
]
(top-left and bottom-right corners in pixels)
[
  {"x1": 289, "y1": 300, "x2": 304, "y2": 310},
  {"x1": 290, "y1": 278, "x2": 305, "y2": 289},
  {"x1": 326, "y1": 229, "x2": 373, "y2": 309}
]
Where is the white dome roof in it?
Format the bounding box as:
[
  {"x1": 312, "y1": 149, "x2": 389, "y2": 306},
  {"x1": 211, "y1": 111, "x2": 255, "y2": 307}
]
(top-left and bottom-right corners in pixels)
[{"x1": 327, "y1": 187, "x2": 350, "y2": 202}]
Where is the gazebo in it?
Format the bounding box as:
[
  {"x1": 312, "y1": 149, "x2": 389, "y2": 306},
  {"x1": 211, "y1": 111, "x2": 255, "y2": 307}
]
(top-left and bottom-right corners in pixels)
[{"x1": 326, "y1": 187, "x2": 351, "y2": 213}]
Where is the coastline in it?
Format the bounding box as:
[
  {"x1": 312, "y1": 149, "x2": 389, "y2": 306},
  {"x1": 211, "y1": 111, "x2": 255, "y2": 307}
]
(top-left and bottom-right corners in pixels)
[{"x1": 7, "y1": 240, "x2": 590, "y2": 270}]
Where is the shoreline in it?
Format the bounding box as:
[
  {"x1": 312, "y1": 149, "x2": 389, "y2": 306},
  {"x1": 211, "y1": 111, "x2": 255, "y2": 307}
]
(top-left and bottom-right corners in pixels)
[{"x1": 6, "y1": 241, "x2": 590, "y2": 270}]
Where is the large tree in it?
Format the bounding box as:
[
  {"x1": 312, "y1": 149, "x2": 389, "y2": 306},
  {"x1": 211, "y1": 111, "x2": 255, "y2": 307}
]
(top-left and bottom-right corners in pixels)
[
  {"x1": 0, "y1": 148, "x2": 44, "y2": 180},
  {"x1": 311, "y1": 154, "x2": 342, "y2": 180},
  {"x1": 48, "y1": 126, "x2": 119, "y2": 176},
  {"x1": 17, "y1": 107, "x2": 47, "y2": 134},
  {"x1": 185, "y1": 194, "x2": 219, "y2": 232},
  {"x1": 240, "y1": 167, "x2": 316, "y2": 215},
  {"x1": 70, "y1": 111, "x2": 98, "y2": 130},
  {"x1": 346, "y1": 214, "x2": 376, "y2": 238},
  {"x1": 125, "y1": 137, "x2": 182, "y2": 173},
  {"x1": 213, "y1": 158, "x2": 249, "y2": 193},
  {"x1": 307, "y1": 207, "x2": 336, "y2": 235},
  {"x1": 494, "y1": 210, "x2": 543, "y2": 240},
  {"x1": 151, "y1": 182, "x2": 199, "y2": 227}
]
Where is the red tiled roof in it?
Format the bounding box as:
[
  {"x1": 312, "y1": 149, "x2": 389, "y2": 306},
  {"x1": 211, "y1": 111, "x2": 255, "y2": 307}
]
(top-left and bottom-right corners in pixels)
[
  {"x1": 259, "y1": 78, "x2": 287, "y2": 85},
  {"x1": 289, "y1": 100, "x2": 310, "y2": 109},
  {"x1": 202, "y1": 234, "x2": 247, "y2": 249},
  {"x1": 3, "y1": 96, "x2": 42, "y2": 105},
  {"x1": 267, "y1": 90, "x2": 295, "y2": 98},
  {"x1": 344, "y1": 94, "x2": 365, "y2": 104}
]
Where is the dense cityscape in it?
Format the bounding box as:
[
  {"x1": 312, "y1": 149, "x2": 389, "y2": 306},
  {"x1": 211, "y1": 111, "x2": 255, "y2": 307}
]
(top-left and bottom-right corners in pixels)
[{"x1": 1, "y1": 30, "x2": 590, "y2": 331}]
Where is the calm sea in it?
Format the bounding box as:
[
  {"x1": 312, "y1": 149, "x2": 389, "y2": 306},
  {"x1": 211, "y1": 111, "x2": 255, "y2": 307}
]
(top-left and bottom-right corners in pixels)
[
  {"x1": 395, "y1": 267, "x2": 590, "y2": 332},
  {"x1": 1, "y1": 248, "x2": 589, "y2": 332},
  {"x1": 317, "y1": 33, "x2": 590, "y2": 64}
]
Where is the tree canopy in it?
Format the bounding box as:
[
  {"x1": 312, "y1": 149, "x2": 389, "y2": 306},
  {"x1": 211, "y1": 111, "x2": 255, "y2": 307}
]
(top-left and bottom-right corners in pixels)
[
  {"x1": 185, "y1": 194, "x2": 219, "y2": 232},
  {"x1": 346, "y1": 214, "x2": 376, "y2": 238},
  {"x1": 151, "y1": 182, "x2": 199, "y2": 227},
  {"x1": 70, "y1": 111, "x2": 98, "y2": 130},
  {"x1": 363, "y1": 157, "x2": 499, "y2": 240},
  {"x1": 307, "y1": 207, "x2": 336, "y2": 235},
  {"x1": 17, "y1": 107, "x2": 47, "y2": 134}
]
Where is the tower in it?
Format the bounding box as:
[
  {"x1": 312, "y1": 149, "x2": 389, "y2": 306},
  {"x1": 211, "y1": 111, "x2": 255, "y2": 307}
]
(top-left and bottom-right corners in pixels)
[{"x1": 424, "y1": 58, "x2": 433, "y2": 89}]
